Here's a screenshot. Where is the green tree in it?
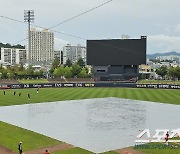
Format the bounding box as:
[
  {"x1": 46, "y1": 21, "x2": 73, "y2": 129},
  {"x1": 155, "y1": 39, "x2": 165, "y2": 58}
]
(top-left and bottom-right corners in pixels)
[
  {"x1": 16, "y1": 70, "x2": 28, "y2": 79},
  {"x1": 53, "y1": 68, "x2": 59, "y2": 77},
  {"x1": 78, "y1": 67, "x2": 88, "y2": 78},
  {"x1": 19, "y1": 64, "x2": 25, "y2": 71},
  {"x1": 7, "y1": 72, "x2": 15, "y2": 79},
  {"x1": 34, "y1": 70, "x2": 44, "y2": 77},
  {"x1": 1, "y1": 70, "x2": 8, "y2": 79},
  {"x1": 25, "y1": 65, "x2": 34, "y2": 78},
  {"x1": 168, "y1": 67, "x2": 176, "y2": 80},
  {"x1": 77, "y1": 58, "x2": 85, "y2": 67},
  {"x1": 155, "y1": 65, "x2": 168, "y2": 79},
  {"x1": 72, "y1": 64, "x2": 81, "y2": 77},
  {"x1": 50, "y1": 56, "x2": 60, "y2": 74},
  {"x1": 53, "y1": 66, "x2": 64, "y2": 77},
  {"x1": 64, "y1": 58, "x2": 72, "y2": 67},
  {"x1": 174, "y1": 67, "x2": 180, "y2": 80},
  {"x1": 149, "y1": 58, "x2": 160, "y2": 63},
  {"x1": 64, "y1": 66, "x2": 72, "y2": 78},
  {"x1": 0, "y1": 72, "x2": 2, "y2": 79}
]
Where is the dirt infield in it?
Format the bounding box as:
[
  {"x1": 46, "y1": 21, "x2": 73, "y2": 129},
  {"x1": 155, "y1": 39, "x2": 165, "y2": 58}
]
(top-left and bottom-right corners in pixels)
[
  {"x1": 25, "y1": 143, "x2": 74, "y2": 154},
  {"x1": 115, "y1": 147, "x2": 144, "y2": 154},
  {"x1": 0, "y1": 143, "x2": 74, "y2": 154},
  {"x1": 0, "y1": 144, "x2": 145, "y2": 154},
  {"x1": 0, "y1": 145, "x2": 15, "y2": 154}
]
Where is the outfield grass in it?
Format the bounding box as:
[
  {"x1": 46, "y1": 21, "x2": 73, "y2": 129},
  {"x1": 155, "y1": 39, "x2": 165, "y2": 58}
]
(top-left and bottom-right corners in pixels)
[
  {"x1": 0, "y1": 121, "x2": 61, "y2": 153},
  {"x1": 0, "y1": 120, "x2": 119, "y2": 153},
  {"x1": 139, "y1": 150, "x2": 180, "y2": 154},
  {"x1": 137, "y1": 142, "x2": 180, "y2": 154},
  {"x1": 137, "y1": 79, "x2": 180, "y2": 84},
  {"x1": 18, "y1": 79, "x2": 49, "y2": 84},
  {"x1": 0, "y1": 88, "x2": 180, "y2": 106},
  {"x1": 139, "y1": 148, "x2": 180, "y2": 154}
]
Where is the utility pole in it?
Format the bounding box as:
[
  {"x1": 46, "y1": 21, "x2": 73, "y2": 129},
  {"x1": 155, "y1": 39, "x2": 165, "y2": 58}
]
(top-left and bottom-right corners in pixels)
[{"x1": 24, "y1": 10, "x2": 34, "y2": 66}]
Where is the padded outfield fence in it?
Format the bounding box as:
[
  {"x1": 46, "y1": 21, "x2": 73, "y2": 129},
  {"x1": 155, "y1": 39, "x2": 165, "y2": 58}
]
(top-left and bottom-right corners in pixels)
[{"x1": 0, "y1": 82, "x2": 180, "y2": 89}]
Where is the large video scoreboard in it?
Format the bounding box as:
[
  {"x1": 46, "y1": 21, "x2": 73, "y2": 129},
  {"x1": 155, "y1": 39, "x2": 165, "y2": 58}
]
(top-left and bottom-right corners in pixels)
[{"x1": 87, "y1": 37, "x2": 146, "y2": 66}]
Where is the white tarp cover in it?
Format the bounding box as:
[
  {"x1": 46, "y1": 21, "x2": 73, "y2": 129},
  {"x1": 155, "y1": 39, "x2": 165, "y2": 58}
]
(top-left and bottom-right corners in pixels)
[{"x1": 0, "y1": 98, "x2": 179, "y2": 153}]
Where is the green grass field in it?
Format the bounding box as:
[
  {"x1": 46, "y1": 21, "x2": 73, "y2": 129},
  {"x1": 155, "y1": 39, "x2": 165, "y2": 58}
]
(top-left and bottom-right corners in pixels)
[
  {"x1": 0, "y1": 120, "x2": 118, "y2": 153},
  {"x1": 139, "y1": 148, "x2": 180, "y2": 154},
  {"x1": 136, "y1": 142, "x2": 180, "y2": 154},
  {"x1": 0, "y1": 88, "x2": 179, "y2": 106},
  {"x1": 0, "y1": 87, "x2": 180, "y2": 154},
  {"x1": 0, "y1": 121, "x2": 61, "y2": 153}
]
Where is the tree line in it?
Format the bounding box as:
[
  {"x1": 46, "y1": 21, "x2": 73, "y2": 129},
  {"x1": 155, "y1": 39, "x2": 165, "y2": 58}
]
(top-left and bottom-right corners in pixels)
[
  {"x1": 50, "y1": 57, "x2": 92, "y2": 78},
  {"x1": 156, "y1": 66, "x2": 180, "y2": 80},
  {"x1": 0, "y1": 65, "x2": 44, "y2": 79},
  {"x1": 0, "y1": 57, "x2": 179, "y2": 81},
  {"x1": 0, "y1": 57, "x2": 91, "y2": 80}
]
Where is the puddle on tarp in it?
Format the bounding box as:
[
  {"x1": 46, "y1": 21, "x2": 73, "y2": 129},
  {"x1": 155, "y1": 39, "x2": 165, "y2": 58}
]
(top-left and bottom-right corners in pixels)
[{"x1": 0, "y1": 97, "x2": 179, "y2": 153}]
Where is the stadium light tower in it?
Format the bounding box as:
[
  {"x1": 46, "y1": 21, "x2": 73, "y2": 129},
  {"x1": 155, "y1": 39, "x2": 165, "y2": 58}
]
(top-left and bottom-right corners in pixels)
[{"x1": 24, "y1": 10, "x2": 34, "y2": 66}]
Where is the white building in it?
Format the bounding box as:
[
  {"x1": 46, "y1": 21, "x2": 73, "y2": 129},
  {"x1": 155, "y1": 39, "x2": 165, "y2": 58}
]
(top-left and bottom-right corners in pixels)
[
  {"x1": 63, "y1": 44, "x2": 86, "y2": 64},
  {"x1": 54, "y1": 50, "x2": 63, "y2": 64},
  {"x1": 156, "y1": 55, "x2": 180, "y2": 63},
  {"x1": 0, "y1": 47, "x2": 26, "y2": 65},
  {"x1": 26, "y1": 28, "x2": 54, "y2": 66}
]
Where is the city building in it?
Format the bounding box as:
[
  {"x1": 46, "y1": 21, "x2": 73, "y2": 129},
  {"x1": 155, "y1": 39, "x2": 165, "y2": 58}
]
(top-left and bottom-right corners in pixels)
[
  {"x1": 0, "y1": 47, "x2": 26, "y2": 65},
  {"x1": 54, "y1": 50, "x2": 63, "y2": 64},
  {"x1": 63, "y1": 44, "x2": 86, "y2": 64},
  {"x1": 156, "y1": 55, "x2": 180, "y2": 63},
  {"x1": 139, "y1": 64, "x2": 154, "y2": 79},
  {"x1": 26, "y1": 28, "x2": 54, "y2": 66}
]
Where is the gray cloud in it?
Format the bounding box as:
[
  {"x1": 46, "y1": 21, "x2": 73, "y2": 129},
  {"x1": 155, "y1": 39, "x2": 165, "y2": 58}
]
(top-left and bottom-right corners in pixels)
[
  {"x1": 174, "y1": 24, "x2": 180, "y2": 32},
  {"x1": 54, "y1": 38, "x2": 69, "y2": 50},
  {"x1": 148, "y1": 34, "x2": 180, "y2": 53}
]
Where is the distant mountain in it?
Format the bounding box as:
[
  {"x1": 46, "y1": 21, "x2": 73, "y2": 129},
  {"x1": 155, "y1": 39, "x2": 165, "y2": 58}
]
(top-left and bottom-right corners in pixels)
[{"x1": 147, "y1": 51, "x2": 180, "y2": 59}]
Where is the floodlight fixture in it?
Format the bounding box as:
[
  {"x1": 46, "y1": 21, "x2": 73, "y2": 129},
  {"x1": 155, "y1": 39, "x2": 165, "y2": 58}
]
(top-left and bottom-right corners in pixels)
[{"x1": 24, "y1": 10, "x2": 34, "y2": 66}]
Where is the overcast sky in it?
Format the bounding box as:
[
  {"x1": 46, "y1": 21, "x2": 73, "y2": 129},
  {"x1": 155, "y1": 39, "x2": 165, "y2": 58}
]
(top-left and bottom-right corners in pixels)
[{"x1": 0, "y1": 0, "x2": 180, "y2": 54}]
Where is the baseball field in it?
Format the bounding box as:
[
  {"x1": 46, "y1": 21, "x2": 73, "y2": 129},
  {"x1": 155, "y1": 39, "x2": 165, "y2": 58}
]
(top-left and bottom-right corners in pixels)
[{"x1": 0, "y1": 87, "x2": 180, "y2": 154}]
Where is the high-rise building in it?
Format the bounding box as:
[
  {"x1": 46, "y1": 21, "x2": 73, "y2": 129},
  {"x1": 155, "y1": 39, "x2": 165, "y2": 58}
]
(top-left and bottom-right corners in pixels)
[
  {"x1": 0, "y1": 47, "x2": 27, "y2": 65},
  {"x1": 63, "y1": 44, "x2": 86, "y2": 64},
  {"x1": 26, "y1": 28, "x2": 54, "y2": 66}
]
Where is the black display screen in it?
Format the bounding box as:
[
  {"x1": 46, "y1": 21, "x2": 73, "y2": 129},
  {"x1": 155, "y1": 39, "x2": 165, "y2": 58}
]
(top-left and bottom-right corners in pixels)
[{"x1": 87, "y1": 38, "x2": 146, "y2": 65}]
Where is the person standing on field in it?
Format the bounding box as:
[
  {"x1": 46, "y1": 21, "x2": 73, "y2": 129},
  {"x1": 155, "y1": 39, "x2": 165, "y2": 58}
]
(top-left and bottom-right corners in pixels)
[
  {"x1": 18, "y1": 141, "x2": 23, "y2": 154},
  {"x1": 165, "y1": 131, "x2": 169, "y2": 145},
  {"x1": 44, "y1": 149, "x2": 50, "y2": 154},
  {"x1": 28, "y1": 93, "x2": 30, "y2": 99}
]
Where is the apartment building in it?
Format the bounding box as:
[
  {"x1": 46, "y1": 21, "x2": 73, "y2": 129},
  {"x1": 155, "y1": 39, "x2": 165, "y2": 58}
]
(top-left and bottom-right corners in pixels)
[
  {"x1": 63, "y1": 44, "x2": 86, "y2": 64},
  {"x1": 26, "y1": 28, "x2": 54, "y2": 65},
  {"x1": 54, "y1": 50, "x2": 63, "y2": 64},
  {"x1": 0, "y1": 47, "x2": 26, "y2": 65}
]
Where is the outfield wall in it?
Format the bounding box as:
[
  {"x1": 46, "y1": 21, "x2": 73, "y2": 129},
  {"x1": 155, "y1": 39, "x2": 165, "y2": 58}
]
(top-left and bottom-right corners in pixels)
[{"x1": 0, "y1": 83, "x2": 180, "y2": 89}]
